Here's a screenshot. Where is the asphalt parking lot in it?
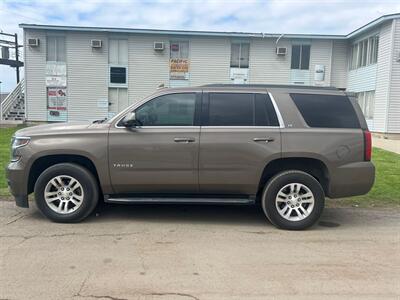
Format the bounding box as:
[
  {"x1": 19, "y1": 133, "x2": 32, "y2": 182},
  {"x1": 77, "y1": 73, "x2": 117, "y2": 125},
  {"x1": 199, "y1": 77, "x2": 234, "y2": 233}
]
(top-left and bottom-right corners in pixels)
[{"x1": 1, "y1": 200, "x2": 399, "y2": 300}]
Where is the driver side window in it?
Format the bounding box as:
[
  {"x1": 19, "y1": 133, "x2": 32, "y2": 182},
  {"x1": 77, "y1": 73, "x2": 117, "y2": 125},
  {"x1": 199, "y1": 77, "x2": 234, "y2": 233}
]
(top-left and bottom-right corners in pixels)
[{"x1": 135, "y1": 93, "x2": 196, "y2": 126}]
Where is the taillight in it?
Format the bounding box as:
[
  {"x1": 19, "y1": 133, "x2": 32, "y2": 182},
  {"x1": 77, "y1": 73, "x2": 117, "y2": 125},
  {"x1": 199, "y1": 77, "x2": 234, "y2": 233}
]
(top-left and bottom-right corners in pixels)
[{"x1": 364, "y1": 130, "x2": 372, "y2": 161}]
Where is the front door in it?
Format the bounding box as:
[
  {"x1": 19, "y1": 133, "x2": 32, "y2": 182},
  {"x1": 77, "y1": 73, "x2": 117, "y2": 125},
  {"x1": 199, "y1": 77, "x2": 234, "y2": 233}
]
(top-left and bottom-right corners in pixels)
[
  {"x1": 109, "y1": 92, "x2": 201, "y2": 194},
  {"x1": 199, "y1": 92, "x2": 282, "y2": 195},
  {"x1": 108, "y1": 88, "x2": 128, "y2": 119}
]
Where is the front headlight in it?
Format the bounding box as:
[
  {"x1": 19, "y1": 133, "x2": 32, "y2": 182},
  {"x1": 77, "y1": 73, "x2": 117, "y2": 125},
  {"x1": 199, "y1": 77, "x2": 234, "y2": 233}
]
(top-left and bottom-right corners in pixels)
[{"x1": 11, "y1": 136, "x2": 30, "y2": 162}]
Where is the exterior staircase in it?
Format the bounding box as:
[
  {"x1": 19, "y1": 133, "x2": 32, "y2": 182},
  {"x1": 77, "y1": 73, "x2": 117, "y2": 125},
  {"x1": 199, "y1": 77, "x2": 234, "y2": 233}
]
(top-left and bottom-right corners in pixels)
[{"x1": 0, "y1": 79, "x2": 25, "y2": 123}]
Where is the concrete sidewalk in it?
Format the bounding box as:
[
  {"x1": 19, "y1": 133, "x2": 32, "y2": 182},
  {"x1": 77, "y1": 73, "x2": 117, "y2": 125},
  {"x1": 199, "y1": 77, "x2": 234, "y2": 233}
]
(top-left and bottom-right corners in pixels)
[{"x1": 373, "y1": 136, "x2": 400, "y2": 154}]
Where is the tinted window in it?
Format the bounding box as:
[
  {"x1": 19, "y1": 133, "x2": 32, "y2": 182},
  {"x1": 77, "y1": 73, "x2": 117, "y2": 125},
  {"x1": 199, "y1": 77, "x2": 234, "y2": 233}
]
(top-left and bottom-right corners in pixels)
[
  {"x1": 209, "y1": 93, "x2": 253, "y2": 126},
  {"x1": 135, "y1": 93, "x2": 196, "y2": 126},
  {"x1": 207, "y1": 93, "x2": 279, "y2": 126},
  {"x1": 255, "y1": 94, "x2": 279, "y2": 126},
  {"x1": 290, "y1": 93, "x2": 360, "y2": 128}
]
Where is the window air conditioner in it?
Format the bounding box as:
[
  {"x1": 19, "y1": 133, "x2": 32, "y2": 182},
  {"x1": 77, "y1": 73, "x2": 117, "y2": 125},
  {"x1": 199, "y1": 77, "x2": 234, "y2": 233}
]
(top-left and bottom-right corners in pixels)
[
  {"x1": 154, "y1": 42, "x2": 165, "y2": 51},
  {"x1": 27, "y1": 38, "x2": 40, "y2": 47},
  {"x1": 91, "y1": 39, "x2": 103, "y2": 48},
  {"x1": 276, "y1": 47, "x2": 287, "y2": 55}
]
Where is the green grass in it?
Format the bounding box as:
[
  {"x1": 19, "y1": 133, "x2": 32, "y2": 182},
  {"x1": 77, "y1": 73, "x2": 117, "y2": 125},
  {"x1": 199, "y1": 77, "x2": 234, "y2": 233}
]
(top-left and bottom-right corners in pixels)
[
  {"x1": 0, "y1": 126, "x2": 399, "y2": 206},
  {"x1": 330, "y1": 147, "x2": 400, "y2": 208}
]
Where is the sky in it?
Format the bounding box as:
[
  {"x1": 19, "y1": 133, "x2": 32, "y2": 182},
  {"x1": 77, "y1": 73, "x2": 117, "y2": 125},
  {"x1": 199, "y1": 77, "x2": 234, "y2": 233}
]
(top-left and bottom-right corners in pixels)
[{"x1": 0, "y1": 0, "x2": 399, "y2": 92}]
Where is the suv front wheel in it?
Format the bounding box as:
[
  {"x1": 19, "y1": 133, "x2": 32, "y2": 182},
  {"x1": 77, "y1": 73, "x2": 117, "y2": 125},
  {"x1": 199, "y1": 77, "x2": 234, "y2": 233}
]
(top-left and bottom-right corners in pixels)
[
  {"x1": 262, "y1": 170, "x2": 325, "y2": 230},
  {"x1": 34, "y1": 163, "x2": 99, "y2": 223}
]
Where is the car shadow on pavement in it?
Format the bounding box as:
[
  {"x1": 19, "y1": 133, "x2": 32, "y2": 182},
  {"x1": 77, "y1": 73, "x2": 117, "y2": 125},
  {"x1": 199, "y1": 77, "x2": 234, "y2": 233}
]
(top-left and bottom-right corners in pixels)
[
  {"x1": 87, "y1": 203, "x2": 342, "y2": 230},
  {"x1": 91, "y1": 203, "x2": 270, "y2": 226},
  {"x1": 21, "y1": 201, "x2": 347, "y2": 230}
]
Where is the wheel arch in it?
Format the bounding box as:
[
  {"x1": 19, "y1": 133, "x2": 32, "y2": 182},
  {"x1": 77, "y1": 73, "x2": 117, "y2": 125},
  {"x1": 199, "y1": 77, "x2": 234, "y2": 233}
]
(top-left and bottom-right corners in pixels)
[
  {"x1": 257, "y1": 157, "x2": 330, "y2": 199},
  {"x1": 28, "y1": 154, "x2": 102, "y2": 195}
]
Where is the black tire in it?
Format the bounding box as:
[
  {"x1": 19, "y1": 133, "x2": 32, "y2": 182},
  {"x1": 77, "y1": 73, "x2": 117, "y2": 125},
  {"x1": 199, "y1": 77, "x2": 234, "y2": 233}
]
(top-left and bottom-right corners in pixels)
[
  {"x1": 34, "y1": 163, "x2": 99, "y2": 223},
  {"x1": 261, "y1": 170, "x2": 325, "y2": 230}
]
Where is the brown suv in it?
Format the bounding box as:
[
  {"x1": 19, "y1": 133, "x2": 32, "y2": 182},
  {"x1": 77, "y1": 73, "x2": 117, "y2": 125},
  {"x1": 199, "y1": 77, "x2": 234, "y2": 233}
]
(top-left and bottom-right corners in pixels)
[{"x1": 6, "y1": 84, "x2": 375, "y2": 230}]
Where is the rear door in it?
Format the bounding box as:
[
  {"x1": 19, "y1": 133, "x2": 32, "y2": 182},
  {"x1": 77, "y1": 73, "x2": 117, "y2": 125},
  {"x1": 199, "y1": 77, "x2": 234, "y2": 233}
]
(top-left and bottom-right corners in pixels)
[{"x1": 199, "y1": 91, "x2": 282, "y2": 196}]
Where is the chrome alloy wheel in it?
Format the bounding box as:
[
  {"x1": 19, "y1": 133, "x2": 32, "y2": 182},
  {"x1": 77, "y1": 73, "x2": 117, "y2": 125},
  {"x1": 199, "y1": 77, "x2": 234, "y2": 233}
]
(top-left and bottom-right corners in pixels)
[
  {"x1": 275, "y1": 183, "x2": 315, "y2": 222},
  {"x1": 44, "y1": 175, "x2": 84, "y2": 214}
]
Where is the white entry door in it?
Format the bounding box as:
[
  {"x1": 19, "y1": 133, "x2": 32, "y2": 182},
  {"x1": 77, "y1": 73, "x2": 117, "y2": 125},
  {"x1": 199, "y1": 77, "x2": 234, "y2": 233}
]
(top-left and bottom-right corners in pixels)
[{"x1": 108, "y1": 88, "x2": 128, "y2": 118}]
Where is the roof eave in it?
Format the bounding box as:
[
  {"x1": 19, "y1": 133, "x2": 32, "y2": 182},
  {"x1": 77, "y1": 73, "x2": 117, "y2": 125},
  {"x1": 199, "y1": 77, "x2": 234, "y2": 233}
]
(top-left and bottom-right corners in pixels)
[
  {"x1": 18, "y1": 23, "x2": 346, "y2": 39},
  {"x1": 346, "y1": 13, "x2": 400, "y2": 38}
]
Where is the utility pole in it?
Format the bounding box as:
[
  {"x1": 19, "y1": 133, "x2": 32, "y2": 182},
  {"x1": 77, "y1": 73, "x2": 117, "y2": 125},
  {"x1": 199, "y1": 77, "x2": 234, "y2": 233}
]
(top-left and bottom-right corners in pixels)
[{"x1": 15, "y1": 34, "x2": 20, "y2": 83}]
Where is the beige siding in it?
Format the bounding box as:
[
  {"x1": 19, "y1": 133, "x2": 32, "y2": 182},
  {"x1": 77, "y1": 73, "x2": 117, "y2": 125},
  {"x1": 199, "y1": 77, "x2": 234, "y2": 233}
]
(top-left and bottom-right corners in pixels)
[
  {"x1": 374, "y1": 20, "x2": 394, "y2": 132},
  {"x1": 190, "y1": 37, "x2": 231, "y2": 85},
  {"x1": 128, "y1": 35, "x2": 169, "y2": 103},
  {"x1": 309, "y1": 39, "x2": 332, "y2": 86},
  {"x1": 66, "y1": 32, "x2": 109, "y2": 121},
  {"x1": 331, "y1": 40, "x2": 348, "y2": 89},
  {"x1": 24, "y1": 29, "x2": 47, "y2": 121},
  {"x1": 388, "y1": 19, "x2": 400, "y2": 133},
  {"x1": 249, "y1": 38, "x2": 291, "y2": 84}
]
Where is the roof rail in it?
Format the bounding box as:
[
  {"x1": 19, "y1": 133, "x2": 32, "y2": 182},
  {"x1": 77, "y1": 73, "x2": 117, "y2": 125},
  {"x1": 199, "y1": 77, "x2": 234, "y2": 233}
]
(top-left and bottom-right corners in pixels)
[{"x1": 201, "y1": 84, "x2": 339, "y2": 90}]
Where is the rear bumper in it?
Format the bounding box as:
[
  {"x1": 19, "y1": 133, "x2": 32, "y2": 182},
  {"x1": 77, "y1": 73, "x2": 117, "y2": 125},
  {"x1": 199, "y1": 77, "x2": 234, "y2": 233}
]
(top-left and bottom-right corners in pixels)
[
  {"x1": 6, "y1": 162, "x2": 29, "y2": 208},
  {"x1": 328, "y1": 161, "x2": 375, "y2": 198}
]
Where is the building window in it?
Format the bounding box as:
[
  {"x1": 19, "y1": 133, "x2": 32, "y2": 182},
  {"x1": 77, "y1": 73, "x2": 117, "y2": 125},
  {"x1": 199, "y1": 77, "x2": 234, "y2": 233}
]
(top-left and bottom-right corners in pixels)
[
  {"x1": 109, "y1": 39, "x2": 128, "y2": 87},
  {"x1": 170, "y1": 41, "x2": 189, "y2": 59},
  {"x1": 169, "y1": 41, "x2": 190, "y2": 80},
  {"x1": 356, "y1": 90, "x2": 375, "y2": 119},
  {"x1": 349, "y1": 35, "x2": 379, "y2": 70},
  {"x1": 291, "y1": 44, "x2": 310, "y2": 70},
  {"x1": 230, "y1": 43, "x2": 250, "y2": 68},
  {"x1": 110, "y1": 67, "x2": 127, "y2": 84},
  {"x1": 47, "y1": 36, "x2": 65, "y2": 62}
]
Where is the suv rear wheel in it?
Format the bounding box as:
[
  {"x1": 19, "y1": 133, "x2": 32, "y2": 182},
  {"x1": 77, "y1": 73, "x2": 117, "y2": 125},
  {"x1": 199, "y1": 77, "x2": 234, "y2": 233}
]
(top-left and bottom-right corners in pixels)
[
  {"x1": 34, "y1": 163, "x2": 99, "y2": 223},
  {"x1": 261, "y1": 170, "x2": 325, "y2": 230}
]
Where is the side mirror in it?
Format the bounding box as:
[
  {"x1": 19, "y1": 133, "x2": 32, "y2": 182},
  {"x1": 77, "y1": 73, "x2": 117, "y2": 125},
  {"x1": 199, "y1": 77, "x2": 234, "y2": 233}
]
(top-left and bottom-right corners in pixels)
[{"x1": 121, "y1": 112, "x2": 140, "y2": 128}]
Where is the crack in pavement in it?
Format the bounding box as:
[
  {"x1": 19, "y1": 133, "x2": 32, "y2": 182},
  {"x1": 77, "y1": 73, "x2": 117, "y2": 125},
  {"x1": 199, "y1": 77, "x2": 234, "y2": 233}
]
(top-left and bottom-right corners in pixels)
[
  {"x1": 5, "y1": 213, "x2": 26, "y2": 225},
  {"x1": 74, "y1": 292, "x2": 199, "y2": 300},
  {"x1": 75, "y1": 295, "x2": 128, "y2": 300},
  {"x1": 146, "y1": 292, "x2": 200, "y2": 299},
  {"x1": 0, "y1": 231, "x2": 146, "y2": 240},
  {"x1": 73, "y1": 274, "x2": 199, "y2": 300}
]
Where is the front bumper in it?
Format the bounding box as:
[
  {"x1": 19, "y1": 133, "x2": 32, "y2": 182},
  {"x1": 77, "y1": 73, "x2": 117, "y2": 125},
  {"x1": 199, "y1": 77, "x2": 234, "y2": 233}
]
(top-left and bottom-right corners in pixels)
[{"x1": 6, "y1": 161, "x2": 29, "y2": 208}]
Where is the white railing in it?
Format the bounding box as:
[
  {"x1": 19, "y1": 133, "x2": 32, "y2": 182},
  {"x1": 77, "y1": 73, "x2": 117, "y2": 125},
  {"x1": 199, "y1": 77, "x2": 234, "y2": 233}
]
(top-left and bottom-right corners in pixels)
[{"x1": 0, "y1": 79, "x2": 24, "y2": 120}]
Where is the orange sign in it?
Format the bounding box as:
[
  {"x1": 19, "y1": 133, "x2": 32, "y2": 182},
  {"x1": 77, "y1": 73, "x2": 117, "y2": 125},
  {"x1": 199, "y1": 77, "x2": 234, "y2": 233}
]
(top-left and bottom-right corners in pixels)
[{"x1": 170, "y1": 58, "x2": 189, "y2": 72}]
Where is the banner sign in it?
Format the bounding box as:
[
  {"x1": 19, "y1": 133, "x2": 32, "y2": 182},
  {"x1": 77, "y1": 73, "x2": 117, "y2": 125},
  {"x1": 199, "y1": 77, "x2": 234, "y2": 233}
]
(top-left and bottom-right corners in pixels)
[
  {"x1": 170, "y1": 58, "x2": 189, "y2": 80},
  {"x1": 47, "y1": 88, "x2": 67, "y2": 122},
  {"x1": 46, "y1": 76, "x2": 67, "y2": 87}
]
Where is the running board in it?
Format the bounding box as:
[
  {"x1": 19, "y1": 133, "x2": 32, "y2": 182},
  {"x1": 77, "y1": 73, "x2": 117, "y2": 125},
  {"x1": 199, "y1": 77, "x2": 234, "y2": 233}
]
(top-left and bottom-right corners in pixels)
[{"x1": 105, "y1": 196, "x2": 255, "y2": 205}]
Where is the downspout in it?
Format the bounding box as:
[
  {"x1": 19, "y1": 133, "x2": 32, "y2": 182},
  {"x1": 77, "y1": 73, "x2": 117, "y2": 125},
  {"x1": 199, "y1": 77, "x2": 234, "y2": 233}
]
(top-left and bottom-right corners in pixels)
[
  {"x1": 275, "y1": 33, "x2": 285, "y2": 45},
  {"x1": 385, "y1": 19, "x2": 396, "y2": 134}
]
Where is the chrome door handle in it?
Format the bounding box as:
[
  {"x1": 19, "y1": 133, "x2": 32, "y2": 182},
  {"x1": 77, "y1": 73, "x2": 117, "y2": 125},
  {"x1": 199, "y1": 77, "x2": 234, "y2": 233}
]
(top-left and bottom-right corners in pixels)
[
  {"x1": 253, "y1": 137, "x2": 275, "y2": 143},
  {"x1": 174, "y1": 137, "x2": 195, "y2": 143}
]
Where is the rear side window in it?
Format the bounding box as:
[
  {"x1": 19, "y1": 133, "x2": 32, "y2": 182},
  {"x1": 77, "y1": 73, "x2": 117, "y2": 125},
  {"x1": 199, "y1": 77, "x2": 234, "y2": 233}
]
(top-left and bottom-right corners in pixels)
[
  {"x1": 255, "y1": 94, "x2": 279, "y2": 126},
  {"x1": 207, "y1": 93, "x2": 279, "y2": 126},
  {"x1": 290, "y1": 93, "x2": 360, "y2": 128}
]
